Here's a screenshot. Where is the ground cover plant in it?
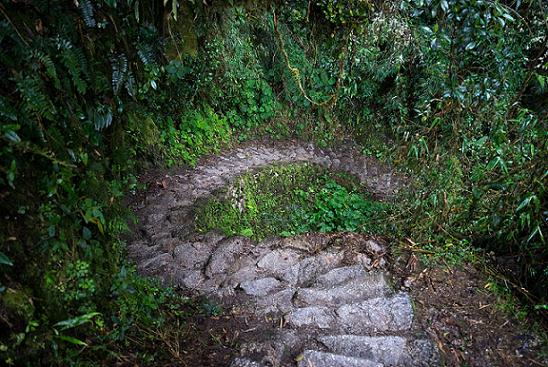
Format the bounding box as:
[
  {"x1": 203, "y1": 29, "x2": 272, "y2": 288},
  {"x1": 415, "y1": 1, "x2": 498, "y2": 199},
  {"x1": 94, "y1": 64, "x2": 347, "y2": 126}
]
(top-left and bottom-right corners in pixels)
[
  {"x1": 0, "y1": 0, "x2": 546, "y2": 365},
  {"x1": 196, "y1": 163, "x2": 390, "y2": 241}
]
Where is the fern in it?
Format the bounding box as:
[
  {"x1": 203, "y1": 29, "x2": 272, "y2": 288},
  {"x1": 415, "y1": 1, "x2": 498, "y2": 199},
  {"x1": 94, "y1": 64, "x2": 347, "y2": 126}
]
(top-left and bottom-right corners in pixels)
[
  {"x1": 57, "y1": 39, "x2": 88, "y2": 94},
  {"x1": 0, "y1": 96, "x2": 17, "y2": 122},
  {"x1": 16, "y1": 76, "x2": 56, "y2": 120},
  {"x1": 30, "y1": 50, "x2": 61, "y2": 89},
  {"x1": 79, "y1": 0, "x2": 96, "y2": 28},
  {"x1": 87, "y1": 104, "x2": 113, "y2": 131},
  {"x1": 125, "y1": 70, "x2": 136, "y2": 97},
  {"x1": 137, "y1": 43, "x2": 157, "y2": 66},
  {"x1": 110, "y1": 54, "x2": 128, "y2": 95}
]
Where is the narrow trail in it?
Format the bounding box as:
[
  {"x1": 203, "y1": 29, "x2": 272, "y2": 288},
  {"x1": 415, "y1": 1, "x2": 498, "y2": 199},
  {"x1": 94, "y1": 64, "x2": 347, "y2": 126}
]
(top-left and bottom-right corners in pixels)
[{"x1": 128, "y1": 141, "x2": 438, "y2": 366}]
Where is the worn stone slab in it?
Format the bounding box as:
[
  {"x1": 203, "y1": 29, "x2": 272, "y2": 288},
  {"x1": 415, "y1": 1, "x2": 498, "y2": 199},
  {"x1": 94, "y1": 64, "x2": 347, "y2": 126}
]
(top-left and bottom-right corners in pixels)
[
  {"x1": 283, "y1": 252, "x2": 346, "y2": 286},
  {"x1": 256, "y1": 288, "x2": 296, "y2": 315},
  {"x1": 314, "y1": 265, "x2": 368, "y2": 287},
  {"x1": 240, "y1": 277, "x2": 281, "y2": 296},
  {"x1": 284, "y1": 306, "x2": 335, "y2": 329},
  {"x1": 230, "y1": 358, "x2": 263, "y2": 367},
  {"x1": 173, "y1": 242, "x2": 212, "y2": 270},
  {"x1": 297, "y1": 350, "x2": 382, "y2": 367},
  {"x1": 256, "y1": 249, "x2": 302, "y2": 274},
  {"x1": 336, "y1": 293, "x2": 413, "y2": 332},
  {"x1": 319, "y1": 335, "x2": 407, "y2": 365},
  {"x1": 294, "y1": 274, "x2": 389, "y2": 307},
  {"x1": 205, "y1": 236, "x2": 251, "y2": 278}
]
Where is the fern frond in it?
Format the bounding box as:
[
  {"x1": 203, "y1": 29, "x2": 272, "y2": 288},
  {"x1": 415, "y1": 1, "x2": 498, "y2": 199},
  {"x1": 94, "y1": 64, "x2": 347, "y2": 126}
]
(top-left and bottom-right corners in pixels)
[
  {"x1": 57, "y1": 39, "x2": 88, "y2": 94},
  {"x1": 87, "y1": 104, "x2": 113, "y2": 131},
  {"x1": 125, "y1": 70, "x2": 136, "y2": 97},
  {"x1": 79, "y1": 0, "x2": 96, "y2": 28},
  {"x1": 16, "y1": 76, "x2": 56, "y2": 120},
  {"x1": 137, "y1": 43, "x2": 157, "y2": 66},
  {"x1": 30, "y1": 50, "x2": 61, "y2": 89},
  {"x1": 110, "y1": 54, "x2": 128, "y2": 95}
]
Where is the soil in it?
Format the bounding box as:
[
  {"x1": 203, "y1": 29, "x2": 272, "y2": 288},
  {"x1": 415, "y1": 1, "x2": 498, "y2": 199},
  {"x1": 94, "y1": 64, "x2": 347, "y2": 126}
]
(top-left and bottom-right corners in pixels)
[{"x1": 390, "y1": 252, "x2": 546, "y2": 367}]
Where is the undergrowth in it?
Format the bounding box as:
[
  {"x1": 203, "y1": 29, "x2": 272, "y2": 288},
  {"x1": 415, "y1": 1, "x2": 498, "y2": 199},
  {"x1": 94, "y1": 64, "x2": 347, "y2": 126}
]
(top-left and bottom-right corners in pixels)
[
  {"x1": 196, "y1": 163, "x2": 390, "y2": 241},
  {"x1": 0, "y1": 0, "x2": 546, "y2": 364}
]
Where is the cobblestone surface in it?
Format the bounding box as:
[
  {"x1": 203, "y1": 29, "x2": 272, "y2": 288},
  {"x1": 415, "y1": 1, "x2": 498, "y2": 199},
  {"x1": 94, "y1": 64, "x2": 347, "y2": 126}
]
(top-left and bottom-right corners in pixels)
[{"x1": 128, "y1": 141, "x2": 438, "y2": 366}]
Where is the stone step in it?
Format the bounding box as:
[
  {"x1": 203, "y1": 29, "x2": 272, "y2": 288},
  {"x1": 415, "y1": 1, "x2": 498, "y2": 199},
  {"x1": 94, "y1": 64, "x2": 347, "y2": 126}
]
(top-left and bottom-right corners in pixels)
[
  {"x1": 319, "y1": 335, "x2": 439, "y2": 367},
  {"x1": 285, "y1": 293, "x2": 413, "y2": 333},
  {"x1": 319, "y1": 335, "x2": 407, "y2": 366},
  {"x1": 294, "y1": 273, "x2": 390, "y2": 307},
  {"x1": 297, "y1": 350, "x2": 383, "y2": 367},
  {"x1": 204, "y1": 236, "x2": 253, "y2": 278},
  {"x1": 314, "y1": 265, "x2": 369, "y2": 287},
  {"x1": 336, "y1": 293, "x2": 413, "y2": 333}
]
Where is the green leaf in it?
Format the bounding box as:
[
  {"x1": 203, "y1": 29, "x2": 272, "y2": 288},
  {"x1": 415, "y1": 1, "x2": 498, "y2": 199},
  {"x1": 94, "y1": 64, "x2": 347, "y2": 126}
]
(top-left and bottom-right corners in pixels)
[
  {"x1": 56, "y1": 334, "x2": 88, "y2": 346},
  {"x1": 440, "y1": 0, "x2": 449, "y2": 12},
  {"x1": 239, "y1": 228, "x2": 253, "y2": 237},
  {"x1": 4, "y1": 131, "x2": 21, "y2": 143},
  {"x1": 0, "y1": 252, "x2": 13, "y2": 266},
  {"x1": 465, "y1": 42, "x2": 476, "y2": 50},
  {"x1": 54, "y1": 312, "x2": 100, "y2": 331},
  {"x1": 516, "y1": 195, "x2": 536, "y2": 212}
]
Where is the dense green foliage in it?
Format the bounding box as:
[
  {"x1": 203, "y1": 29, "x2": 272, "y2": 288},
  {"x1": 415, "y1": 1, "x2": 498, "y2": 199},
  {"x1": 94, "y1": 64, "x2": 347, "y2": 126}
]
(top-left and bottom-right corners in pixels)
[
  {"x1": 196, "y1": 164, "x2": 388, "y2": 241},
  {"x1": 0, "y1": 0, "x2": 546, "y2": 364}
]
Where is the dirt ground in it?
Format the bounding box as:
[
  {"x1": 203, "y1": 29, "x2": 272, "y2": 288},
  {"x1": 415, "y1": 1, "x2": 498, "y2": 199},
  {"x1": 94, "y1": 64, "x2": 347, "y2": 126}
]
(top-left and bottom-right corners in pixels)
[{"x1": 389, "y1": 250, "x2": 547, "y2": 367}]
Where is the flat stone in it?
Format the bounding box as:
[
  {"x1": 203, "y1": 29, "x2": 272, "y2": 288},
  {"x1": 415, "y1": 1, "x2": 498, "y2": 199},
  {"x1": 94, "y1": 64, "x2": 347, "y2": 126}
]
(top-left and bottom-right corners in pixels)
[
  {"x1": 365, "y1": 239, "x2": 385, "y2": 254},
  {"x1": 319, "y1": 335, "x2": 407, "y2": 365},
  {"x1": 288, "y1": 252, "x2": 345, "y2": 285},
  {"x1": 257, "y1": 288, "x2": 296, "y2": 314},
  {"x1": 297, "y1": 350, "x2": 382, "y2": 367},
  {"x1": 138, "y1": 253, "x2": 173, "y2": 275},
  {"x1": 240, "y1": 277, "x2": 281, "y2": 296},
  {"x1": 336, "y1": 293, "x2": 413, "y2": 333},
  {"x1": 205, "y1": 236, "x2": 251, "y2": 278},
  {"x1": 284, "y1": 306, "x2": 334, "y2": 329},
  {"x1": 315, "y1": 265, "x2": 368, "y2": 287},
  {"x1": 230, "y1": 358, "x2": 263, "y2": 367},
  {"x1": 294, "y1": 274, "x2": 389, "y2": 307},
  {"x1": 222, "y1": 265, "x2": 260, "y2": 289},
  {"x1": 256, "y1": 249, "x2": 302, "y2": 274},
  {"x1": 173, "y1": 242, "x2": 212, "y2": 270}
]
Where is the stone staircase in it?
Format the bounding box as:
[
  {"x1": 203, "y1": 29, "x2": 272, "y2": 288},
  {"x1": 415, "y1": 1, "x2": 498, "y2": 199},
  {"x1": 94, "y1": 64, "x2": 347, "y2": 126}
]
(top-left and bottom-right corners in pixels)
[
  {"x1": 173, "y1": 234, "x2": 438, "y2": 367},
  {"x1": 127, "y1": 142, "x2": 438, "y2": 366}
]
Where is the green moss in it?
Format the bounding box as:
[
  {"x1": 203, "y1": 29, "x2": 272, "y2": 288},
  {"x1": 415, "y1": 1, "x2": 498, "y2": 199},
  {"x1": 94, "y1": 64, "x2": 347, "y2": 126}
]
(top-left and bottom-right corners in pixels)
[{"x1": 1, "y1": 288, "x2": 35, "y2": 323}]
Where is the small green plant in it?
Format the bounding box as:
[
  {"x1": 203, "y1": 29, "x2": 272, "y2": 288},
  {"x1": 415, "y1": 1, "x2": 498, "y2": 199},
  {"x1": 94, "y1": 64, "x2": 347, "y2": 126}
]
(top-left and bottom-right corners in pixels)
[
  {"x1": 161, "y1": 107, "x2": 232, "y2": 166},
  {"x1": 195, "y1": 163, "x2": 389, "y2": 241}
]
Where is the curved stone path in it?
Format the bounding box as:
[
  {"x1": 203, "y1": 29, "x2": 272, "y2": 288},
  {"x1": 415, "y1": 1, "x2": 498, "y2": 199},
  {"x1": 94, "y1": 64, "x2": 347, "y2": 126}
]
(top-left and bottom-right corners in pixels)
[{"x1": 128, "y1": 141, "x2": 438, "y2": 366}]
